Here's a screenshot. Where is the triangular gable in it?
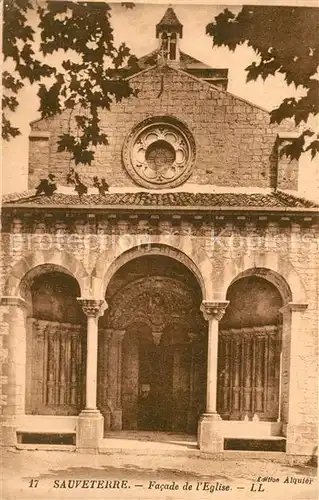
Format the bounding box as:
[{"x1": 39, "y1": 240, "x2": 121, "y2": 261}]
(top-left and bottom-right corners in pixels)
[{"x1": 126, "y1": 62, "x2": 271, "y2": 115}]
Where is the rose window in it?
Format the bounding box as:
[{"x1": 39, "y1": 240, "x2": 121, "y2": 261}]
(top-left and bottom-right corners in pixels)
[{"x1": 123, "y1": 118, "x2": 196, "y2": 189}]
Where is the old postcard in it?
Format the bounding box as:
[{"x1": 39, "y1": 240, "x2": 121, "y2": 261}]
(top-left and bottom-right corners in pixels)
[{"x1": 1, "y1": 1, "x2": 318, "y2": 499}]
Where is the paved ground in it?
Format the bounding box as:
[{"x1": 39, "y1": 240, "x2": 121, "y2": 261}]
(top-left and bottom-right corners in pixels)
[
  {"x1": 101, "y1": 431, "x2": 199, "y2": 451},
  {"x1": 1, "y1": 448, "x2": 317, "y2": 500}
]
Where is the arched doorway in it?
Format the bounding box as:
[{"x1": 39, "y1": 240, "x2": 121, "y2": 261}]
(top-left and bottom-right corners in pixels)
[
  {"x1": 24, "y1": 269, "x2": 86, "y2": 415},
  {"x1": 217, "y1": 276, "x2": 283, "y2": 421},
  {"x1": 98, "y1": 255, "x2": 206, "y2": 433}
]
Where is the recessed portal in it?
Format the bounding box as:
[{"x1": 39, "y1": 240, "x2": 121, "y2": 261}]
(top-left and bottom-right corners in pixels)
[{"x1": 99, "y1": 254, "x2": 206, "y2": 433}]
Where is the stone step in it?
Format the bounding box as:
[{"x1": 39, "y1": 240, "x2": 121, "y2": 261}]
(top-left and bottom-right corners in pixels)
[
  {"x1": 16, "y1": 443, "x2": 76, "y2": 452},
  {"x1": 219, "y1": 450, "x2": 288, "y2": 462},
  {"x1": 99, "y1": 446, "x2": 201, "y2": 457},
  {"x1": 99, "y1": 447, "x2": 288, "y2": 462},
  {"x1": 14, "y1": 443, "x2": 288, "y2": 462}
]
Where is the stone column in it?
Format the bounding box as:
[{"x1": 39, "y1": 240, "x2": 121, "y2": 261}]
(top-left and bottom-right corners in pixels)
[
  {"x1": 187, "y1": 332, "x2": 197, "y2": 432},
  {"x1": 108, "y1": 329, "x2": 125, "y2": 430},
  {"x1": 24, "y1": 317, "x2": 35, "y2": 414},
  {"x1": 280, "y1": 302, "x2": 316, "y2": 456},
  {"x1": 198, "y1": 300, "x2": 229, "y2": 453},
  {"x1": 98, "y1": 329, "x2": 113, "y2": 430},
  {"x1": 0, "y1": 296, "x2": 28, "y2": 446},
  {"x1": 76, "y1": 298, "x2": 107, "y2": 453}
]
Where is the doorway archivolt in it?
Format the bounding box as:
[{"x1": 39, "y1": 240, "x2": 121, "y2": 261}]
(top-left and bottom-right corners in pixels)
[{"x1": 97, "y1": 254, "x2": 207, "y2": 433}]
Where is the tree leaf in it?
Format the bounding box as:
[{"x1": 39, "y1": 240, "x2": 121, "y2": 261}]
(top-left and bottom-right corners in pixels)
[{"x1": 207, "y1": 5, "x2": 319, "y2": 160}]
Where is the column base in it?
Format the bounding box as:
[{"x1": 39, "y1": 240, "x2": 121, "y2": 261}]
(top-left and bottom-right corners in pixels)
[
  {"x1": 76, "y1": 410, "x2": 104, "y2": 453},
  {"x1": 198, "y1": 412, "x2": 223, "y2": 453},
  {"x1": 111, "y1": 409, "x2": 122, "y2": 431}
]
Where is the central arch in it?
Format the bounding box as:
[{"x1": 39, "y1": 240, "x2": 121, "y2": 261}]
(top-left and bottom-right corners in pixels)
[
  {"x1": 93, "y1": 243, "x2": 207, "y2": 301},
  {"x1": 97, "y1": 252, "x2": 207, "y2": 434}
]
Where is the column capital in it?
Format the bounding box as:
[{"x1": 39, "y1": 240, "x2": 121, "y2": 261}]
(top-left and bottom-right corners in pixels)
[
  {"x1": 279, "y1": 302, "x2": 308, "y2": 314},
  {"x1": 0, "y1": 296, "x2": 28, "y2": 308},
  {"x1": 100, "y1": 328, "x2": 113, "y2": 341},
  {"x1": 77, "y1": 298, "x2": 108, "y2": 317},
  {"x1": 200, "y1": 301, "x2": 229, "y2": 322},
  {"x1": 112, "y1": 329, "x2": 126, "y2": 342}
]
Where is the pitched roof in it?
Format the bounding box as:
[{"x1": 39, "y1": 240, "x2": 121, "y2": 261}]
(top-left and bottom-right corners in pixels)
[
  {"x1": 157, "y1": 7, "x2": 183, "y2": 28},
  {"x1": 2, "y1": 190, "x2": 317, "y2": 210},
  {"x1": 156, "y1": 7, "x2": 183, "y2": 37},
  {"x1": 124, "y1": 50, "x2": 228, "y2": 90}
]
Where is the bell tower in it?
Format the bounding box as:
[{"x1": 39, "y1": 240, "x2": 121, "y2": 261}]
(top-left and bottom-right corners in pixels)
[{"x1": 156, "y1": 7, "x2": 183, "y2": 65}]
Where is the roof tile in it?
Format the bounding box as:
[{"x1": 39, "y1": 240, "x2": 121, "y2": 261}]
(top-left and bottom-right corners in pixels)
[{"x1": 2, "y1": 190, "x2": 317, "y2": 209}]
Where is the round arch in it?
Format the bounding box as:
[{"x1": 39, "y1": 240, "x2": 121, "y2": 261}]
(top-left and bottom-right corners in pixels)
[
  {"x1": 93, "y1": 243, "x2": 207, "y2": 300},
  {"x1": 95, "y1": 244, "x2": 207, "y2": 433},
  {"x1": 229, "y1": 267, "x2": 293, "y2": 305},
  {"x1": 218, "y1": 266, "x2": 293, "y2": 424},
  {"x1": 4, "y1": 250, "x2": 89, "y2": 298},
  {"x1": 220, "y1": 253, "x2": 307, "y2": 305}
]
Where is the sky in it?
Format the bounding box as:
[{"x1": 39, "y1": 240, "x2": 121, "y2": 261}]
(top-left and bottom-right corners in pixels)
[{"x1": 2, "y1": 1, "x2": 318, "y2": 200}]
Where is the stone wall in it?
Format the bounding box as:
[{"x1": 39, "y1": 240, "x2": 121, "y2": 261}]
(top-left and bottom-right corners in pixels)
[
  {"x1": 28, "y1": 65, "x2": 297, "y2": 190},
  {"x1": 0, "y1": 299, "x2": 27, "y2": 445},
  {"x1": 28, "y1": 133, "x2": 50, "y2": 187}
]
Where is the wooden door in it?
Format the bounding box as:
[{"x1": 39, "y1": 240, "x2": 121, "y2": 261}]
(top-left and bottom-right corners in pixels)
[
  {"x1": 30, "y1": 319, "x2": 85, "y2": 415},
  {"x1": 217, "y1": 325, "x2": 281, "y2": 421}
]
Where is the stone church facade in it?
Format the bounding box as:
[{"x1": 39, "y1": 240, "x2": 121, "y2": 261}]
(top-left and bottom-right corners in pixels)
[{"x1": 1, "y1": 8, "x2": 318, "y2": 458}]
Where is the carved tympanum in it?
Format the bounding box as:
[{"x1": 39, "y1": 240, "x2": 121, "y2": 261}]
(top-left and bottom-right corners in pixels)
[{"x1": 108, "y1": 276, "x2": 202, "y2": 336}]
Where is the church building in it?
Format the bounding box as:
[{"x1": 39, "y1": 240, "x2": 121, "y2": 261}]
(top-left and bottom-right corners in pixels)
[{"x1": 1, "y1": 8, "x2": 318, "y2": 459}]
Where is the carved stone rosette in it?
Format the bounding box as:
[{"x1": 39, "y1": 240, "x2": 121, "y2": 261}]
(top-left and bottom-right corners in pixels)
[{"x1": 122, "y1": 117, "x2": 196, "y2": 189}]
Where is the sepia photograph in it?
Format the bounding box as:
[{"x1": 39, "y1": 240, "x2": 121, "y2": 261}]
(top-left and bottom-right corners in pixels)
[{"x1": 1, "y1": 1, "x2": 318, "y2": 499}]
